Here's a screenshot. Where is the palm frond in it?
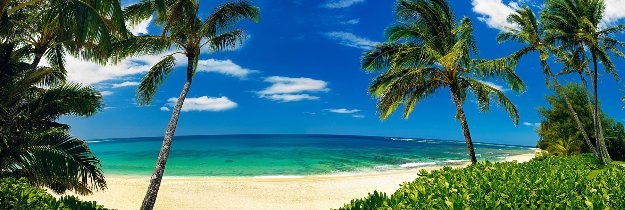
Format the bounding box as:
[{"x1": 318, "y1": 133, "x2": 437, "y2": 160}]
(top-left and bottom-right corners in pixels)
[
  {"x1": 202, "y1": 1, "x2": 259, "y2": 37},
  {"x1": 137, "y1": 55, "x2": 176, "y2": 105},
  {"x1": 467, "y1": 78, "x2": 520, "y2": 125},
  {"x1": 204, "y1": 29, "x2": 246, "y2": 52}
]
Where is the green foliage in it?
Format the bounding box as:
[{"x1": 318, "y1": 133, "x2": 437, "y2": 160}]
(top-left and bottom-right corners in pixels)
[
  {"x1": 0, "y1": 178, "x2": 111, "y2": 210},
  {"x1": 0, "y1": 43, "x2": 106, "y2": 195},
  {"x1": 537, "y1": 83, "x2": 625, "y2": 160},
  {"x1": 338, "y1": 155, "x2": 625, "y2": 209}
]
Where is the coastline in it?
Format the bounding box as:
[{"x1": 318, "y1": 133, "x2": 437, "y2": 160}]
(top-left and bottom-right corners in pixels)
[{"x1": 61, "y1": 152, "x2": 537, "y2": 210}]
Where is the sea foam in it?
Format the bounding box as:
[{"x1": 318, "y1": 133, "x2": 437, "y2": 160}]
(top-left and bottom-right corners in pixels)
[{"x1": 399, "y1": 162, "x2": 437, "y2": 168}]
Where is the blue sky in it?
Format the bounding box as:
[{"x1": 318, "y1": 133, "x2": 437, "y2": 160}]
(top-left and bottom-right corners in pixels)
[{"x1": 59, "y1": 0, "x2": 625, "y2": 146}]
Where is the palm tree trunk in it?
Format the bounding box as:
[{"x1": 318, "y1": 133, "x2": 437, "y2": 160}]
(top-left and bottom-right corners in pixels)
[
  {"x1": 451, "y1": 89, "x2": 477, "y2": 164},
  {"x1": 591, "y1": 54, "x2": 611, "y2": 165},
  {"x1": 140, "y1": 58, "x2": 195, "y2": 210},
  {"x1": 544, "y1": 62, "x2": 597, "y2": 156},
  {"x1": 30, "y1": 51, "x2": 44, "y2": 70}
]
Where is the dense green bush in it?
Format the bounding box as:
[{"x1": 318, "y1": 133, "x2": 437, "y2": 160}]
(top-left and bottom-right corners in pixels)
[
  {"x1": 0, "y1": 178, "x2": 111, "y2": 210},
  {"x1": 537, "y1": 83, "x2": 625, "y2": 160},
  {"x1": 338, "y1": 155, "x2": 625, "y2": 209}
]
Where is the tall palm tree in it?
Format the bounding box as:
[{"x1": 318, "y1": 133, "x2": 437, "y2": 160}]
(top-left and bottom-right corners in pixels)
[
  {"x1": 542, "y1": 0, "x2": 625, "y2": 164},
  {"x1": 480, "y1": 6, "x2": 598, "y2": 156},
  {"x1": 0, "y1": 43, "x2": 106, "y2": 195},
  {"x1": 122, "y1": 1, "x2": 260, "y2": 209},
  {"x1": 362, "y1": 0, "x2": 523, "y2": 164}
]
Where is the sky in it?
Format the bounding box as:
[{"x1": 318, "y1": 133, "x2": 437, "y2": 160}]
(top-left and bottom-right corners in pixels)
[{"x1": 59, "y1": 0, "x2": 625, "y2": 146}]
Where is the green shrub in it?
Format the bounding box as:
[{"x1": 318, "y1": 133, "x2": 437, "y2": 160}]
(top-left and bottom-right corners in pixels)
[
  {"x1": 0, "y1": 178, "x2": 112, "y2": 210},
  {"x1": 338, "y1": 155, "x2": 625, "y2": 209}
]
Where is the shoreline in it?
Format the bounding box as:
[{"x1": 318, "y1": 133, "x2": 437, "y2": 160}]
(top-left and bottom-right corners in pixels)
[{"x1": 64, "y1": 153, "x2": 536, "y2": 210}]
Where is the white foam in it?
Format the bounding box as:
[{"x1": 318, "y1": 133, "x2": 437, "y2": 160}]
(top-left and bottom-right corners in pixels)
[
  {"x1": 252, "y1": 175, "x2": 304, "y2": 179},
  {"x1": 443, "y1": 160, "x2": 466, "y2": 163},
  {"x1": 399, "y1": 162, "x2": 437, "y2": 168}
]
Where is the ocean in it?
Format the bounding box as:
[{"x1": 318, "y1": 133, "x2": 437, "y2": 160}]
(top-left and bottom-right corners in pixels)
[{"x1": 87, "y1": 134, "x2": 535, "y2": 177}]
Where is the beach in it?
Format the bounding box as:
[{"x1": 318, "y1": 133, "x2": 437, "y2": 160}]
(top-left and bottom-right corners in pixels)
[{"x1": 64, "y1": 153, "x2": 536, "y2": 210}]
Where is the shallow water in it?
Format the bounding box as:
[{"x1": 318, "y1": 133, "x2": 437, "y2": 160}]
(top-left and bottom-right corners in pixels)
[{"x1": 87, "y1": 134, "x2": 535, "y2": 176}]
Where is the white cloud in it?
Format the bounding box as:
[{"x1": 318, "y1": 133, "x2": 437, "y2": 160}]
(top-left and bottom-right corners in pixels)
[
  {"x1": 160, "y1": 106, "x2": 171, "y2": 112},
  {"x1": 47, "y1": 53, "x2": 252, "y2": 86},
  {"x1": 523, "y1": 122, "x2": 540, "y2": 127},
  {"x1": 352, "y1": 114, "x2": 365, "y2": 118},
  {"x1": 111, "y1": 81, "x2": 140, "y2": 88},
  {"x1": 604, "y1": 0, "x2": 625, "y2": 24},
  {"x1": 323, "y1": 0, "x2": 365, "y2": 8},
  {"x1": 340, "y1": 18, "x2": 360, "y2": 25},
  {"x1": 46, "y1": 52, "x2": 184, "y2": 85},
  {"x1": 471, "y1": 0, "x2": 521, "y2": 31},
  {"x1": 258, "y1": 76, "x2": 329, "y2": 102},
  {"x1": 127, "y1": 16, "x2": 153, "y2": 35},
  {"x1": 100, "y1": 91, "x2": 114, "y2": 96},
  {"x1": 197, "y1": 59, "x2": 258, "y2": 79},
  {"x1": 261, "y1": 94, "x2": 320, "y2": 102},
  {"x1": 326, "y1": 108, "x2": 360, "y2": 114},
  {"x1": 324, "y1": 32, "x2": 379, "y2": 50},
  {"x1": 165, "y1": 96, "x2": 237, "y2": 112}
]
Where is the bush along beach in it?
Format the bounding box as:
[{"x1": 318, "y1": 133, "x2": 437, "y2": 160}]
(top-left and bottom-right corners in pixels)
[{"x1": 339, "y1": 155, "x2": 625, "y2": 209}]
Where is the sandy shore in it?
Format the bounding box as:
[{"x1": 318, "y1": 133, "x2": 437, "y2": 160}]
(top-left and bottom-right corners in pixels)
[{"x1": 67, "y1": 153, "x2": 536, "y2": 210}]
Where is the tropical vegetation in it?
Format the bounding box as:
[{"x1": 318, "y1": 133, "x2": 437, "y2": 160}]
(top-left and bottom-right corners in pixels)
[
  {"x1": 120, "y1": 1, "x2": 260, "y2": 209},
  {"x1": 362, "y1": 0, "x2": 523, "y2": 164},
  {"x1": 540, "y1": 0, "x2": 625, "y2": 164},
  {"x1": 1, "y1": 0, "x2": 118, "y2": 206},
  {"x1": 0, "y1": 42, "x2": 106, "y2": 195},
  {"x1": 483, "y1": 5, "x2": 598, "y2": 157},
  {"x1": 537, "y1": 83, "x2": 625, "y2": 160},
  {"x1": 0, "y1": 178, "x2": 110, "y2": 210},
  {"x1": 338, "y1": 155, "x2": 625, "y2": 209}
]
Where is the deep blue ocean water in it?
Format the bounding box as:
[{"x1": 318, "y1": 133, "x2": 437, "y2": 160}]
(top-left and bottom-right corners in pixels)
[{"x1": 87, "y1": 134, "x2": 535, "y2": 177}]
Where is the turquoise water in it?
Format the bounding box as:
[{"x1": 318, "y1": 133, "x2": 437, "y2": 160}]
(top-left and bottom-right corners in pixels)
[{"x1": 87, "y1": 135, "x2": 535, "y2": 177}]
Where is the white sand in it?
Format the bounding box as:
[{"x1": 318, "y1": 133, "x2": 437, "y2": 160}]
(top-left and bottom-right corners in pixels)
[{"x1": 67, "y1": 153, "x2": 535, "y2": 210}]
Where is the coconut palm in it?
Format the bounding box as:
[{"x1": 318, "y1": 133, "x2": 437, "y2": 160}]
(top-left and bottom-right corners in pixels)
[
  {"x1": 362, "y1": 0, "x2": 524, "y2": 164},
  {"x1": 0, "y1": 43, "x2": 106, "y2": 195},
  {"x1": 479, "y1": 6, "x2": 598, "y2": 156},
  {"x1": 121, "y1": 1, "x2": 260, "y2": 209},
  {"x1": 542, "y1": 0, "x2": 625, "y2": 164},
  {"x1": 3, "y1": 0, "x2": 127, "y2": 70}
]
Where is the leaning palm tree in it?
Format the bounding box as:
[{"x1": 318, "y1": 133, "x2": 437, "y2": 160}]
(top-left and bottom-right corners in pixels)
[
  {"x1": 363, "y1": 0, "x2": 523, "y2": 164},
  {"x1": 121, "y1": 1, "x2": 260, "y2": 209},
  {"x1": 480, "y1": 6, "x2": 598, "y2": 156},
  {"x1": 542, "y1": 0, "x2": 625, "y2": 164},
  {"x1": 0, "y1": 43, "x2": 106, "y2": 195}
]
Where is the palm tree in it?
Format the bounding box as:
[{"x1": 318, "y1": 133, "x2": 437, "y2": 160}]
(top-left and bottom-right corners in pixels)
[
  {"x1": 0, "y1": 43, "x2": 106, "y2": 195},
  {"x1": 3, "y1": 0, "x2": 127, "y2": 70},
  {"x1": 481, "y1": 6, "x2": 598, "y2": 156},
  {"x1": 547, "y1": 136, "x2": 584, "y2": 156},
  {"x1": 121, "y1": 1, "x2": 260, "y2": 209},
  {"x1": 362, "y1": 0, "x2": 523, "y2": 164},
  {"x1": 542, "y1": 0, "x2": 625, "y2": 164}
]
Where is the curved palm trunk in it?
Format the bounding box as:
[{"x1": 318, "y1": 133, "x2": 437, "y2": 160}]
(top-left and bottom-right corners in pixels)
[
  {"x1": 544, "y1": 62, "x2": 597, "y2": 156},
  {"x1": 140, "y1": 58, "x2": 195, "y2": 210},
  {"x1": 451, "y1": 89, "x2": 477, "y2": 164},
  {"x1": 30, "y1": 51, "x2": 44, "y2": 70},
  {"x1": 590, "y1": 54, "x2": 611, "y2": 165}
]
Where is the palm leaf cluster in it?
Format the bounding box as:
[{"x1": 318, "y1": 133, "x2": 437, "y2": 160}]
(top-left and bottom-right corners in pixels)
[
  {"x1": 1, "y1": 0, "x2": 128, "y2": 71},
  {"x1": 363, "y1": 0, "x2": 523, "y2": 163},
  {"x1": 0, "y1": 43, "x2": 105, "y2": 195}
]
